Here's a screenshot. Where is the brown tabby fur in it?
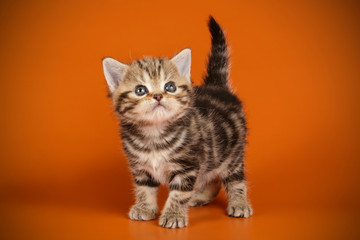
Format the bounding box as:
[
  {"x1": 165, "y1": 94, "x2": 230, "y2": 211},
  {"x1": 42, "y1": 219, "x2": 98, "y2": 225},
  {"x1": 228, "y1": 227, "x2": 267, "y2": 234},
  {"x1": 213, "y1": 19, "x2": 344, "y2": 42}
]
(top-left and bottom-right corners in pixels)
[{"x1": 102, "y1": 16, "x2": 252, "y2": 229}]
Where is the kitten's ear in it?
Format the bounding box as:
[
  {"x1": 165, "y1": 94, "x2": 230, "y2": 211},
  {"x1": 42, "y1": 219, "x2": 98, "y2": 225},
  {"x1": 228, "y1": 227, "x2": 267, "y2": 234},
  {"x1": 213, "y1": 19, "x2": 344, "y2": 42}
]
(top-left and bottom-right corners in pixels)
[
  {"x1": 102, "y1": 57, "x2": 128, "y2": 94},
  {"x1": 171, "y1": 48, "x2": 191, "y2": 82}
]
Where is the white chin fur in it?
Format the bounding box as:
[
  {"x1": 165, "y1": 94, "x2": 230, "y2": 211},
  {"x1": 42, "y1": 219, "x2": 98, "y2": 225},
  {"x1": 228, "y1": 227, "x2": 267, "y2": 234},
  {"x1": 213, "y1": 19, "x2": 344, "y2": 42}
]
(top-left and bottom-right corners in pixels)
[
  {"x1": 147, "y1": 106, "x2": 173, "y2": 123},
  {"x1": 139, "y1": 102, "x2": 176, "y2": 124}
]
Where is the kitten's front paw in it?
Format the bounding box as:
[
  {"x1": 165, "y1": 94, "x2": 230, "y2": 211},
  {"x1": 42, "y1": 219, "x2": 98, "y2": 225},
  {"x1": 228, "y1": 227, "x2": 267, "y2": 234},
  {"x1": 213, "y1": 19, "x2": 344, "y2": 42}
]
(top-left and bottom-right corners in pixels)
[
  {"x1": 159, "y1": 213, "x2": 188, "y2": 229},
  {"x1": 129, "y1": 204, "x2": 157, "y2": 221},
  {"x1": 227, "y1": 202, "x2": 253, "y2": 218}
]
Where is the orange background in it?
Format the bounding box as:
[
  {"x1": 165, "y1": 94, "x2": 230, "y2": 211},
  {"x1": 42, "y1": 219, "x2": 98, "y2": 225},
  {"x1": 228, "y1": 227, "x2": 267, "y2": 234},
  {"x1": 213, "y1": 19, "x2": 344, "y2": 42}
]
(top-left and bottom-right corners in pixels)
[{"x1": 1, "y1": 0, "x2": 360, "y2": 239}]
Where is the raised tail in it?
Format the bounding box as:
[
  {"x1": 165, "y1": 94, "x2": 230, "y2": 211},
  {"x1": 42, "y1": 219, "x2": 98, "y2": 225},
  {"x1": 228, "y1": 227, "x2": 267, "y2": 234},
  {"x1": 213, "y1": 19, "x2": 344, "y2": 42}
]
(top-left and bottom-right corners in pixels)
[{"x1": 204, "y1": 16, "x2": 230, "y2": 88}]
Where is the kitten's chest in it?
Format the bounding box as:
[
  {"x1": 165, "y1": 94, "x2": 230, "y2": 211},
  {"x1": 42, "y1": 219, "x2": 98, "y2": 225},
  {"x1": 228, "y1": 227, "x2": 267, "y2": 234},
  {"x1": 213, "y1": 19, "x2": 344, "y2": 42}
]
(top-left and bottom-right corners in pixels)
[
  {"x1": 139, "y1": 150, "x2": 172, "y2": 184},
  {"x1": 124, "y1": 124, "x2": 185, "y2": 185}
]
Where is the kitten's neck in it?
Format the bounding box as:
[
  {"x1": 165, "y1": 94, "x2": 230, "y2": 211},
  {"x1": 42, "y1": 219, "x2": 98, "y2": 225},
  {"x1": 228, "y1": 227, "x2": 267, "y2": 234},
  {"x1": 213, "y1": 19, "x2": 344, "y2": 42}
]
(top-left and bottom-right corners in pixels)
[{"x1": 140, "y1": 123, "x2": 168, "y2": 137}]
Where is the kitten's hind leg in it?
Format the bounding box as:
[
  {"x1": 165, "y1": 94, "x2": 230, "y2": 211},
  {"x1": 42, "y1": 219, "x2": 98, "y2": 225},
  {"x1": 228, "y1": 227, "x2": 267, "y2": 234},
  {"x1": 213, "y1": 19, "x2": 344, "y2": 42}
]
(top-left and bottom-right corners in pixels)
[
  {"x1": 222, "y1": 168, "x2": 253, "y2": 218},
  {"x1": 189, "y1": 179, "x2": 221, "y2": 207}
]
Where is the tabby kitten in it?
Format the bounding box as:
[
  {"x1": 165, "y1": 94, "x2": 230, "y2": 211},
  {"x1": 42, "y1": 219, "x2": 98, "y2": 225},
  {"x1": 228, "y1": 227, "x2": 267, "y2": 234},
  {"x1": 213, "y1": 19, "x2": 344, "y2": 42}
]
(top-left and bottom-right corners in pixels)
[{"x1": 102, "y1": 16, "x2": 252, "y2": 228}]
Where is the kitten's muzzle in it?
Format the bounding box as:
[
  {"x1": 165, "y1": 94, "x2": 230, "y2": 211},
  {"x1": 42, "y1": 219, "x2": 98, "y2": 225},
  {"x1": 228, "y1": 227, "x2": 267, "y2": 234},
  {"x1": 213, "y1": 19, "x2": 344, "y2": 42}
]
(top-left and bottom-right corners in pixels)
[{"x1": 153, "y1": 93, "x2": 163, "y2": 102}]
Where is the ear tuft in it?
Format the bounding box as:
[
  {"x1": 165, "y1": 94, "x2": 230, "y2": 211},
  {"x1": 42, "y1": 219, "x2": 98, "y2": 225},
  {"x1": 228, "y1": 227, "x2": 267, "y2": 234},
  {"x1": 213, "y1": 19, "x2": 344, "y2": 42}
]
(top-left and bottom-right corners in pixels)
[
  {"x1": 102, "y1": 57, "x2": 128, "y2": 94},
  {"x1": 171, "y1": 48, "x2": 191, "y2": 82}
]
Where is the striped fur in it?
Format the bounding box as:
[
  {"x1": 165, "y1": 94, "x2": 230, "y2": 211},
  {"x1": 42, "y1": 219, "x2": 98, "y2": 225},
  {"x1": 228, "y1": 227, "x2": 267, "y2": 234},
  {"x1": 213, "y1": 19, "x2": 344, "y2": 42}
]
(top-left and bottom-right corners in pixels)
[
  {"x1": 204, "y1": 16, "x2": 230, "y2": 89},
  {"x1": 104, "y1": 16, "x2": 252, "y2": 228}
]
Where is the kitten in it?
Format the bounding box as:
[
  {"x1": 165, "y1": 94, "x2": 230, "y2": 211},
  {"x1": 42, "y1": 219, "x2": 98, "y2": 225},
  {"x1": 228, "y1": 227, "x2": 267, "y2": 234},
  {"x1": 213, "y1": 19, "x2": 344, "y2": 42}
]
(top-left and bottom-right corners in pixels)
[{"x1": 102, "y1": 16, "x2": 252, "y2": 228}]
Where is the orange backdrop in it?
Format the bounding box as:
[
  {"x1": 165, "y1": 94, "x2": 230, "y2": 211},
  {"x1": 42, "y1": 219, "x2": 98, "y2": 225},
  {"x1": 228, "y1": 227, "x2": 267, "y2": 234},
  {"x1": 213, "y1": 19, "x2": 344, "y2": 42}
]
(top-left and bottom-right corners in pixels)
[{"x1": 1, "y1": 0, "x2": 359, "y2": 239}]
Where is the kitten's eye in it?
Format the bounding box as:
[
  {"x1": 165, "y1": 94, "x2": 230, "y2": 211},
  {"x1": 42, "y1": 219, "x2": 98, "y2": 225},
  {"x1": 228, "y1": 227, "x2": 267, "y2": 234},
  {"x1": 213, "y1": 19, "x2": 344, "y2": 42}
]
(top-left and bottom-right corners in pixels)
[
  {"x1": 134, "y1": 85, "x2": 148, "y2": 96},
  {"x1": 164, "y1": 81, "x2": 176, "y2": 93}
]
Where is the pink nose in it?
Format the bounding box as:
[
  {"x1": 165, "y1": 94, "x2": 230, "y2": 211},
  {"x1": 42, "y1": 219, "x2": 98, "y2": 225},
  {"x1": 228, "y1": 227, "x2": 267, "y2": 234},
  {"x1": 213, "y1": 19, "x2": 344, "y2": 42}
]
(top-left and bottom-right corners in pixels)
[{"x1": 153, "y1": 94, "x2": 163, "y2": 101}]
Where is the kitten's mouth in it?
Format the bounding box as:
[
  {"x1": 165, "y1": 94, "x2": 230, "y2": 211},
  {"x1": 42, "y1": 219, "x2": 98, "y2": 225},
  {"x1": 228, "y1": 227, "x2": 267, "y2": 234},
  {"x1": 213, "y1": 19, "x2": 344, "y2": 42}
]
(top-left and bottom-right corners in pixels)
[{"x1": 153, "y1": 103, "x2": 166, "y2": 111}]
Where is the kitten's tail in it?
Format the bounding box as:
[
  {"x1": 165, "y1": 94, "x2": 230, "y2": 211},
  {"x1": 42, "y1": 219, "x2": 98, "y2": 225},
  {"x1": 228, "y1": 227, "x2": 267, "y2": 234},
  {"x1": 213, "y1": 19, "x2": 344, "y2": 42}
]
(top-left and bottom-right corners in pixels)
[{"x1": 204, "y1": 16, "x2": 230, "y2": 89}]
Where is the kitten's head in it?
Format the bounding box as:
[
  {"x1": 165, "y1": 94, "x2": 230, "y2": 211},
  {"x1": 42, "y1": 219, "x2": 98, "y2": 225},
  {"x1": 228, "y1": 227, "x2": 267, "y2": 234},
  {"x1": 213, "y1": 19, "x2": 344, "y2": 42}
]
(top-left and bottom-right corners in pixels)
[{"x1": 102, "y1": 49, "x2": 192, "y2": 125}]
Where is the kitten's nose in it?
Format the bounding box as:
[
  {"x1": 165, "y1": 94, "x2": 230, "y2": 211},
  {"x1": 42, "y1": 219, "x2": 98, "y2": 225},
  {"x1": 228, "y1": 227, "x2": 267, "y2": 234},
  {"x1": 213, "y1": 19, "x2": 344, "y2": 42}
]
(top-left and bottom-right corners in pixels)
[{"x1": 153, "y1": 93, "x2": 163, "y2": 102}]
